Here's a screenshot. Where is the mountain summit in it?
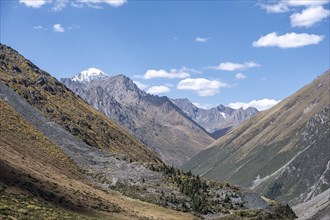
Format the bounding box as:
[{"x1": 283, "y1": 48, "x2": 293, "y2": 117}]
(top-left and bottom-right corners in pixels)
[
  {"x1": 71, "y1": 67, "x2": 108, "y2": 83},
  {"x1": 62, "y1": 74, "x2": 215, "y2": 166}
]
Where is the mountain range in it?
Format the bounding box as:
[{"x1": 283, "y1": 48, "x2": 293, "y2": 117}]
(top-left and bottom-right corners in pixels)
[
  {"x1": 1, "y1": 44, "x2": 296, "y2": 219},
  {"x1": 183, "y1": 70, "x2": 330, "y2": 218},
  {"x1": 61, "y1": 69, "x2": 258, "y2": 165},
  {"x1": 61, "y1": 70, "x2": 215, "y2": 166},
  {"x1": 171, "y1": 98, "x2": 258, "y2": 139}
]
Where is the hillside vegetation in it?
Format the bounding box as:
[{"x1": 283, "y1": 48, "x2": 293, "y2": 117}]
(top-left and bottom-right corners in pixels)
[{"x1": 184, "y1": 70, "x2": 330, "y2": 213}]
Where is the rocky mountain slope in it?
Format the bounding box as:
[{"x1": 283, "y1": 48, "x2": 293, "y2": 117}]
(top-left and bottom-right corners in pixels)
[
  {"x1": 0, "y1": 83, "x2": 197, "y2": 220},
  {"x1": 183, "y1": 70, "x2": 330, "y2": 218},
  {"x1": 0, "y1": 44, "x2": 295, "y2": 219},
  {"x1": 292, "y1": 188, "x2": 330, "y2": 220},
  {"x1": 171, "y1": 98, "x2": 258, "y2": 139},
  {"x1": 62, "y1": 72, "x2": 214, "y2": 166},
  {"x1": 0, "y1": 44, "x2": 159, "y2": 164}
]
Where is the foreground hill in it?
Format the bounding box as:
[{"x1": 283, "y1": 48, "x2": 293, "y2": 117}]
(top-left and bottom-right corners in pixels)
[
  {"x1": 171, "y1": 98, "x2": 258, "y2": 139},
  {"x1": 0, "y1": 93, "x2": 195, "y2": 220},
  {"x1": 184, "y1": 71, "x2": 330, "y2": 217},
  {"x1": 62, "y1": 71, "x2": 214, "y2": 166},
  {"x1": 0, "y1": 44, "x2": 159, "y2": 164}
]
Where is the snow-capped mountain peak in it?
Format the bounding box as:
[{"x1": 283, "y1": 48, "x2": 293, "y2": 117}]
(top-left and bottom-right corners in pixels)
[{"x1": 71, "y1": 67, "x2": 108, "y2": 83}]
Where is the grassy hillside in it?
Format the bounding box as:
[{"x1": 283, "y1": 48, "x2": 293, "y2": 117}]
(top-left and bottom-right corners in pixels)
[
  {"x1": 184, "y1": 70, "x2": 330, "y2": 208},
  {"x1": 0, "y1": 44, "x2": 160, "y2": 163}
]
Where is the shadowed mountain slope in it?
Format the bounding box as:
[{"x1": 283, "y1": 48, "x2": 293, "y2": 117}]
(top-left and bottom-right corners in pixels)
[
  {"x1": 61, "y1": 73, "x2": 215, "y2": 166},
  {"x1": 184, "y1": 71, "x2": 330, "y2": 214}
]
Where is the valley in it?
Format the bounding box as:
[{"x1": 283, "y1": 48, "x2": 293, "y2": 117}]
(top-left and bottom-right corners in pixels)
[
  {"x1": 1, "y1": 1, "x2": 329, "y2": 219},
  {"x1": 0, "y1": 44, "x2": 297, "y2": 219}
]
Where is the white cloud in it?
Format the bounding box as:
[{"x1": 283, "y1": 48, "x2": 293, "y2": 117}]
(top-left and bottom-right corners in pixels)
[
  {"x1": 71, "y1": 2, "x2": 84, "y2": 8},
  {"x1": 290, "y1": 6, "x2": 330, "y2": 28},
  {"x1": 259, "y1": 2, "x2": 289, "y2": 13},
  {"x1": 133, "y1": 81, "x2": 149, "y2": 90},
  {"x1": 259, "y1": 0, "x2": 329, "y2": 13},
  {"x1": 208, "y1": 61, "x2": 260, "y2": 71},
  {"x1": 51, "y1": 0, "x2": 69, "y2": 12},
  {"x1": 287, "y1": 0, "x2": 329, "y2": 7},
  {"x1": 143, "y1": 68, "x2": 190, "y2": 79},
  {"x1": 235, "y1": 73, "x2": 247, "y2": 80},
  {"x1": 20, "y1": 0, "x2": 50, "y2": 8},
  {"x1": 253, "y1": 32, "x2": 324, "y2": 48},
  {"x1": 33, "y1": 25, "x2": 43, "y2": 30},
  {"x1": 53, "y1": 23, "x2": 65, "y2": 32},
  {"x1": 180, "y1": 66, "x2": 202, "y2": 74},
  {"x1": 228, "y1": 99, "x2": 281, "y2": 111},
  {"x1": 177, "y1": 78, "x2": 229, "y2": 96},
  {"x1": 193, "y1": 102, "x2": 217, "y2": 110},
  {"x1": 147, "y1": 86, "x2": 170, "y2": 95},
  {"x1": 195, "y1": 37, "x2": 210, "y2": 43},
  {"x1": 20, "y1": 0, "x2": 126, "y2": 10},
  {"x1": 77, "y1": 0, "x2": 127, "y2": 8}
]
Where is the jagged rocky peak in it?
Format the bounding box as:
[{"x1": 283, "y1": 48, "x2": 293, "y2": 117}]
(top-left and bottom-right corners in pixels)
[
  {"x1": 170, "y1": 98, "x2": 199, "y2": 115},
  {"x1": 110, "y1": 74, "x2": 144, "y2": 94},
  {"x1": 71, "y1": 67, "x2": 108, "y2": 83},
  {"x1": 171, "y1": 98, "x2": 259, "y2": 137}
]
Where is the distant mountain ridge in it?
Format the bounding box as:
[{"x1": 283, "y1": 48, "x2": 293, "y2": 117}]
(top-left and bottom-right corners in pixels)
[
  {"x1": 171, "y1": 98, "x2": 258, "y2": 139},
  {"x1": 62, "y1": 72, "x2": 215, "y2": 166}
]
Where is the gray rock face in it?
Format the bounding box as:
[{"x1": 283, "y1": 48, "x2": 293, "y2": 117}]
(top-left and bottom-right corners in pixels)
[
  {"x1": 171, "y1": 98, "x2": 258, "y2": 138},
  {"x1": 61, "y1": 74, "x2": 214, "y2": 166}
]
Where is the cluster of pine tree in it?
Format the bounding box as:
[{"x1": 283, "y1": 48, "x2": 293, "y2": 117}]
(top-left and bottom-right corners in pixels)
[{"x1": 150, "y1": 164, "x2": 211, "y2": 214}]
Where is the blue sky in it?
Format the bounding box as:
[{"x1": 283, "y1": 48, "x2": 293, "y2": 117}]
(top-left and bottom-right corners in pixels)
[{"x1": 1, "y1": 0, "x2": 329, "y2": 110}]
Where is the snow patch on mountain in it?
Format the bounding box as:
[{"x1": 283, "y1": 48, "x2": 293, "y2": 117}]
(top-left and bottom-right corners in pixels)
[
  {"x1": 71, "y1": 68, "x2": 108, "y2": 83},
  {"x1": 220, "y1": 112, "x2": 227, "y2": 119}
]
